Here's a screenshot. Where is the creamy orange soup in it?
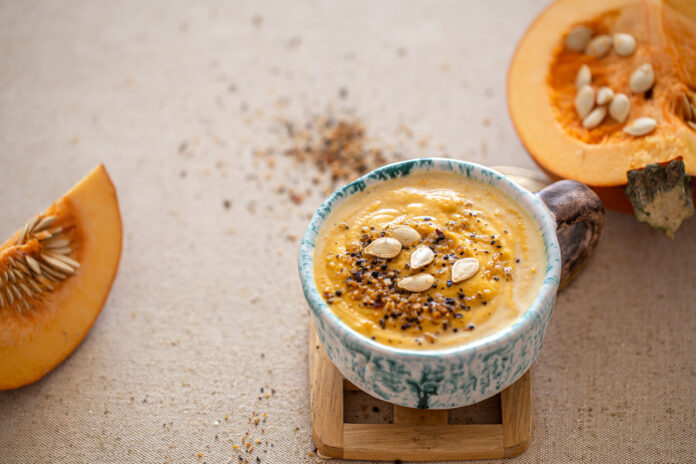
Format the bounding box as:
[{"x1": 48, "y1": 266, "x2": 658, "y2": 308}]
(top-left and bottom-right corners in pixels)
[{"x1": 313, "y1": 172, "x2": 546, "y2": 350}]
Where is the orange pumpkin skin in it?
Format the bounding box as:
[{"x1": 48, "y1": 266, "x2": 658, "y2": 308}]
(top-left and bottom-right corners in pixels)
[
  {"x1": 508, "y1": 0, "x2": 696, "y2": 214},
  {"x1": 0, "y1": 165, "x2": 122, "y2": 390}
]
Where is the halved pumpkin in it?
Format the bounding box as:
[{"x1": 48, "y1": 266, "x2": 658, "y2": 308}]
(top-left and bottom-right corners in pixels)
[
  {"x1": 508, "y1": 0, "x2": 696, "y2": 235},
  {"x1": 0, "y1": 165, "x2": 122, "y2": 389}
]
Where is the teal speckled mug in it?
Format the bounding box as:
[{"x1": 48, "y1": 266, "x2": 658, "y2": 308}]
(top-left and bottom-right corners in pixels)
[{"x1": 299, "y1": 158, "x2": 604, "y2": 409}]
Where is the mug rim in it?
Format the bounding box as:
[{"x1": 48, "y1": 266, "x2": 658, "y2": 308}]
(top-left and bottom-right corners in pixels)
[{"x1": 299, "y1": 157, "x2": 561, "y2": 361}]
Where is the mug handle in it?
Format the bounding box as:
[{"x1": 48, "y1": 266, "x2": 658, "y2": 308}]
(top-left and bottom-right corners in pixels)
[{"x1": 536, "y1": 180, "x2": 605, "y2": 288}]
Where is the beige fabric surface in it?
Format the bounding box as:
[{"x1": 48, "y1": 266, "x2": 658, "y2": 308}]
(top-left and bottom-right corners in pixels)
[{"x1": 1, "y1": 1, "x2": 694, "y2": 463}]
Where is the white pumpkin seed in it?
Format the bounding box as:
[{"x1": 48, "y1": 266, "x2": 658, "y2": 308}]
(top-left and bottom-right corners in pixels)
[
  {"x1": 44, "y1": 238, "x2": 70, "y2": 249},
  {"x1": 364, "y1": 237, "x2": 402, "y2": 259},
  {"x1": 680, "y1": 93, "x2": 692, "y2": 121},
  {"x1": 629, "y1": 63, "x2": 654, "y2": 94},
  {"x1": 596, "y1": 86, "x2": 614, "y2": 105},
  {"x1": 387, "y1": 225, "x2": 420, "y2": 246},
  {"x1": 688, "y1": 121, "x2": 696, "y2": 131},
  {"x1": 397, "y1": 273, "x2": 435, "y2": 292},
  {"x1": 609, "y1": 93, "x2": 630, "y2": 122},
  {"x1": 575, "y1": 64, "x2": 591, "y2": 88},
  {"x1": 613, "y1": 33, "x2": 636, "y2": 56},
  {"x1": 33, "y1": 215, "x2": 57, "y2": 233},
  {"x1": 410, "y1": 245, "x2": 434, "y2": 269},
  {"x1": 582, "y1": 106, "x2": 607, "y2": 129},
  {"x1": 585, "y1": 35, "x2": 612, "y2": 58},
  {"x1": 565, "y1": 25, "x2": 593, "y2": 52},
  {"x1": 451, "y1": 258, "x2": 480, "y2": 283},
  {"x1": 623, "y1": 117, "x2": 657, "y2": 136},
  {"x1": 575, "y1": 85, "x2": 595, "y2": 118}
]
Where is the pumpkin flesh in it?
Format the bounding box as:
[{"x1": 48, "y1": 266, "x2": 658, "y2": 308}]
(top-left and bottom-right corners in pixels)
[{"x1": 0, "y1": 165, "x2": 122, "y2": 389}]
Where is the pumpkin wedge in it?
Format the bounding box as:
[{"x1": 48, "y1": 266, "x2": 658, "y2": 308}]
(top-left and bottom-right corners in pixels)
[
  {"x1": 0, "y1": 165, "x2": 122, "y2": 389},
  {"x1": 508, "y1": 0, "x2": 696, "y2": 236}
]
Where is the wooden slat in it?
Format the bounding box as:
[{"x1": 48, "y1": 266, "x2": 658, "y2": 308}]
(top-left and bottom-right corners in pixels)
[
  {"x1": 308, "y1": 321, "x2": 344, "y2": 458},
  {"x1": 343, "y1": 424, "x2": 505, "y2": 461},
  {"x1": 501, "y1": 370, "x2": 532, "y2": 457},
  {"x1": 343, "y1": 379, "x2": 360, "y2": 391},
  {"x1": 394, "y1": 405, "x2": 448, "y2": 425}
]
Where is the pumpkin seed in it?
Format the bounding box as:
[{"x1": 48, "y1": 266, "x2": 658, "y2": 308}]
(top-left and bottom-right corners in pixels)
[
  {"x1": 397, "y1": 273, "x2": 435, "y2": 292},
  {"x1": 44, "y1": 239, "x2": 70, "y2": 249},
  {"x1": 565, "y1": 25, "x2": 593, "y2": 52},
  {"x1": 596, "y1": 87, "x2": 614, "y2": 105},
  {"x1": 364, "y1": 237, "x2": 402, "y2": 259},
  {"x1": 613, "y1": 33, "x2": 636, "y2": 56},
  {"x1": 623, "y1": 117, "x2": 657, "y2": 136},
  {"x1": 681, "y1": 93, "x2": 693, "y2": 121},
  {"x1": 24, "y1": 256, "x2": 42, "y2": 275},
  {"x1": 629, "y1": 64, "x2": 654, "y2": 94},
  {"x1": 609, "y1": 93, "x2": 630, "y2": 123},
  {"x1": 687, "y1": 121, "x2": 696, "y2": 131},
  {"x1": 575, "y1": 85, "x2": 595, "y2": 119},
  {"x1": 451, "y1": 258, "x2": 480, "y2": 283},
  {"x1": 585, "y1": 35, "x2": 612, "y2": 58},
  {"x1": 387, "y1": 225, "x2": 420, "y2": 246},
  {"x1": 582, "y1": 106, "x2": 607, "y2": 129},
  {"x1": 33, "y1": 215, "x2": 57, "y2": 233},
  {"x1": 575, "y1": 64, "x2": 591, "y2": 88},
  {"x1": 410, "y1": 245, "x2": 434, "y2": 269}
]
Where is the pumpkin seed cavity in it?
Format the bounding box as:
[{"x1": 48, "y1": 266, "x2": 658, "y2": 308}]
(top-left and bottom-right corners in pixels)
[
  {"x1": 0, "y1": 215, "x2": 79, "y2": 312},
  {"x1": 560, "y1": 25, "x2": 687, "y2": 137}
]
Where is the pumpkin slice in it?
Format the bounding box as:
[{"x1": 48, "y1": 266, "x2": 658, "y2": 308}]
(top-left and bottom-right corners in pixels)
[
  {"x1": 508, "y1": 0, "x2": 696, "y2": 235},
  {"x1": 0, "y1": 165, "x2": 122, "y2": 389}
]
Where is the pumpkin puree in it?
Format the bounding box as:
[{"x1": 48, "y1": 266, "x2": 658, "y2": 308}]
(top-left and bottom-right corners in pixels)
[{"x1": 313, "y1": 172, "x2": 546, "y2": 350}]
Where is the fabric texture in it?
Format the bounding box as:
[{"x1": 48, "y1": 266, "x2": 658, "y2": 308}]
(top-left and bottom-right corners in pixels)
[{"x1": 0, "y1": 1, "x2": 694, "y2": 463}]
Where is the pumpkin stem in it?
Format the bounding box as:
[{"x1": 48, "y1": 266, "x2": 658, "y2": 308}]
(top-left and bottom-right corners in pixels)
[{"x1": 625, "y1": 158, "x2": 694, "y2": 238}]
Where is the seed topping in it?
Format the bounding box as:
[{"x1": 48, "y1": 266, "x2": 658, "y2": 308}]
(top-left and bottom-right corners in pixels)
[
  {"x1": 452, "y1": 258, "x2": 480, "y2": 283},
  {"x1": 410, "y1": 246, "x2": 435, "y2": 269},
  {"x1": 386, "y1": 225, "x2": 421, "y2": 246},
  {"x1": 364, "y1": 237, "x2": 401, "y2": 259},
  {"x1": 397, "y1": 273, "x2": 435, "y2": 293}
]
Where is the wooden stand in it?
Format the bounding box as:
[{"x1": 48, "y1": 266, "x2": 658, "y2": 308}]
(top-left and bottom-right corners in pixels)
[{"x1": 309, "y1": 322, "x2": 531, "y2": 461}]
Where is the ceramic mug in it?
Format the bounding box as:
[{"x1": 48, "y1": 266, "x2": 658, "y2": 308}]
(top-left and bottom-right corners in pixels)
[{"x1": 299, "y1": 158, "x2": 604, "y2": 409}]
